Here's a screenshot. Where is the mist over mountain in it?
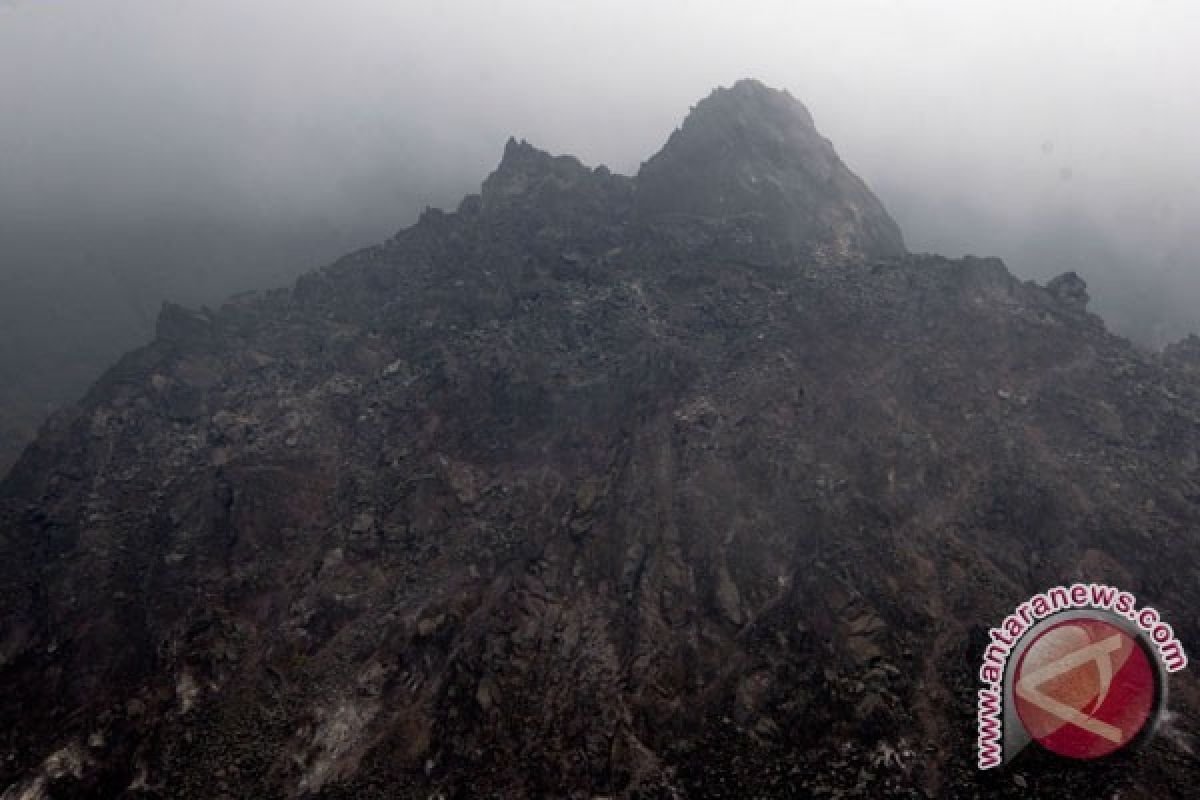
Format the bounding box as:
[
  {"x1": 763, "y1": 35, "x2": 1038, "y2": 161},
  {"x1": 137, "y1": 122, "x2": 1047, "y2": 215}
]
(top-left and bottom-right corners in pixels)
[
  {"x1": 2, "y1": 78, "x2": 1199, "y2": 799},
  {"x1": 2, "y1": 1, "x2": 1199, "y2": 475}
]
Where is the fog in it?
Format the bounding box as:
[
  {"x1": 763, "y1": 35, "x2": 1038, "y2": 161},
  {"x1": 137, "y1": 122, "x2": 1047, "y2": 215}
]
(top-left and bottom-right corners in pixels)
[{"x1": 2, "y1": 1, "x2": 1199, "y2": 465}]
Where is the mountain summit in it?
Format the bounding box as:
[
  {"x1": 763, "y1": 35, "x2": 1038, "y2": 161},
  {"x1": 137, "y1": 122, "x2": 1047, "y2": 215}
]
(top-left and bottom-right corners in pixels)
[
  {"x1": 636, "y1": 79, "x2": 905, "y2": 261},
  {"x1": 2, "y1": 82, "x2": 1198, "y2": 799}
]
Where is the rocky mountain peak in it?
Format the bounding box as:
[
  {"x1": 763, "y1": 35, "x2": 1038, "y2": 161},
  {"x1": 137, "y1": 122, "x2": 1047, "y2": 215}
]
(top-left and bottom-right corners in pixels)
[
  {"x1": 3, "y1": 80, "x2": 1199, "y2": 800},
  {"x1": 635, "y1": 79, "x2": 905, "y2": 262},
  {"x1": 480, "y1": 137, "x2": 586, "y2": 206},
  {"x1": 475, "y1": 136, "x2": 632, "y2": 229},
  {"x1": 468, "y1": 80, "x2": 903, "y2": 264},
  {"x1": 1046, "y1": 270, "x2": 1090, "y2": 310}
]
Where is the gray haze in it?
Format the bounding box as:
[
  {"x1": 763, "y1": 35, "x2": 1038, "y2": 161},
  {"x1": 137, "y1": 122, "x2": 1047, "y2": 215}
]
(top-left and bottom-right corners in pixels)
[{"x1": 1, "y1": 1, "x2": 1199, "y2": 463}]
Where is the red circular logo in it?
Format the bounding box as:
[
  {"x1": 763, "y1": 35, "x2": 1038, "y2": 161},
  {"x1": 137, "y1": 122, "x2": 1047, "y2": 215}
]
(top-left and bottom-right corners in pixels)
[{"x1": 1013, "y1": 617, "x2": 1157, "y2": 759}]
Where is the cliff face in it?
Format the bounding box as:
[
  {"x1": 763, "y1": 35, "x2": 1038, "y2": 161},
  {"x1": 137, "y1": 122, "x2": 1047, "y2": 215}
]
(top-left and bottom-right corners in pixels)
[{"x1": 2, "y1": 81, "x2": 1199, "y2": 799}]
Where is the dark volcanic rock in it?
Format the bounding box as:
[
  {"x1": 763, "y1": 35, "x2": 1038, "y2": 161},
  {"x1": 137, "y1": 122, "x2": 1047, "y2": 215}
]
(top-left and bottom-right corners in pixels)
[
  {"x1": 636, "y1": 79, "x2": 906, "y2": 262},
  {"x1": 1046, "y1": 270, "x2": 1090, "y2": 311},
  {"x1": 2, "y1": 81, "x2": 1199, "y2": 799}
]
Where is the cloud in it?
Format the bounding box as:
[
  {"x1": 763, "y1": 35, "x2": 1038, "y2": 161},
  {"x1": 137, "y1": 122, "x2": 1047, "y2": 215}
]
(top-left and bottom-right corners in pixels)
[{"x1": 0, "y1": 0, "x2": 1198, "y2": 341}]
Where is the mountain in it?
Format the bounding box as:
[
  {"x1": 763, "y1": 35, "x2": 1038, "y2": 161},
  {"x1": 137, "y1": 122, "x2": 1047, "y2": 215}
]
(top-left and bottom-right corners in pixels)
[
  {"x1": 2, "y1": 79, "x2": 1198, "y2": 798},
  {"x1": 636, "y1": 81, "x2": 905, "y2": 262}
]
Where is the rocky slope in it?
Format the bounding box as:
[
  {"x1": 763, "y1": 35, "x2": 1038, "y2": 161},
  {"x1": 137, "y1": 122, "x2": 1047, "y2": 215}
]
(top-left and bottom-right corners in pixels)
[{"x1": 2, "y1": 79, "x2": 1199, "y2": 798}]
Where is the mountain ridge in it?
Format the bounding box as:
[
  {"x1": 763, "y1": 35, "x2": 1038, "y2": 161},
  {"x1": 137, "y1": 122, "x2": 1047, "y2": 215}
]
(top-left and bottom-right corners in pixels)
[{"x1": 2, "y1": 80, "x2": 1199, "y2": 799}]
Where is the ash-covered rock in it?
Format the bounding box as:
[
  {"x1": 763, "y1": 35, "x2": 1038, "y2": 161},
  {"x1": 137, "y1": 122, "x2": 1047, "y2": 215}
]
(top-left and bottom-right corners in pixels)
[
  {"x1": 636, "y1": 79, "x2": 906, "y2": 263},
  {"x1": 1, "y1": 81, "x2": 1199, "y2": 799},
  {"x1": 1046, "y1": 270, "x2": 1090, "y2": 310}
]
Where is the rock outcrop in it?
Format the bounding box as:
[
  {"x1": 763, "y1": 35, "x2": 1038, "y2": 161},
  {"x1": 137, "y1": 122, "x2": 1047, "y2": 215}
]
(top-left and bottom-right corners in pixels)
[
  {"x1": 1, "y1": 81, "x2": 1198, "y2": 799},
  {"x1": 636, "y1": 79, "x2": 906, "y2": 262}
]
